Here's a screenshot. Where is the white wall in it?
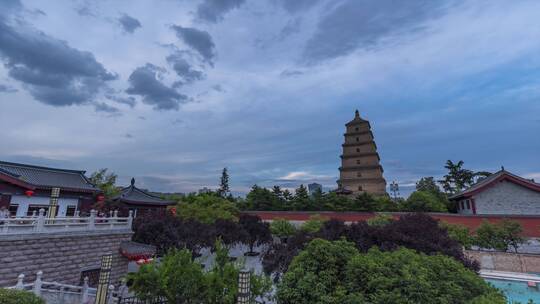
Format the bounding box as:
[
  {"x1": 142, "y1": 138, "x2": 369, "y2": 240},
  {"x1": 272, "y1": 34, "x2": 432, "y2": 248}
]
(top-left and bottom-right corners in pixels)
[
  {"x1": 474, "y1": 181, "x2": 540, "y2": 215},
  {"x1": 10, "y1": 195, "x2": 79, "y2": 217}
]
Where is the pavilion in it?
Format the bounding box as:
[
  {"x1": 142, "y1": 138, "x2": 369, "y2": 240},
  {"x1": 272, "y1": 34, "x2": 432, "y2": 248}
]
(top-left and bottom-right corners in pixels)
[{"x1": 111, "y1": 178, "x2": 176, "y2": 217}]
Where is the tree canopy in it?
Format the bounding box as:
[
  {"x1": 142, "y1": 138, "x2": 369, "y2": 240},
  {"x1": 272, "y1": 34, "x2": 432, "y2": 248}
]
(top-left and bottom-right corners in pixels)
[
  {"x1": 177, "y1": 193, "x2": 239, "y2": 224},
  {"x1": 277, "y1": 239, "x2": 505, "y2": 304}
]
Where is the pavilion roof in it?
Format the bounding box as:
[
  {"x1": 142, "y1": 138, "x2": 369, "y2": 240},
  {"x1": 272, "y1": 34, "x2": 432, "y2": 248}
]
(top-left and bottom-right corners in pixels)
[
  {"x1": 112, "y1": 178, "x2": 176, "y2": 206},
  {"x1": 0, "y1": 161, "x2": 99, "y2": 193}
]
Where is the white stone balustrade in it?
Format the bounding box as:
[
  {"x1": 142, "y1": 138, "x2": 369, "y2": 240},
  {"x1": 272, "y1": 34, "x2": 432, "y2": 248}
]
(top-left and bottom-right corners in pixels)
[{"x1": 0, "y1": 209, "x2": 133, "y2": 235}]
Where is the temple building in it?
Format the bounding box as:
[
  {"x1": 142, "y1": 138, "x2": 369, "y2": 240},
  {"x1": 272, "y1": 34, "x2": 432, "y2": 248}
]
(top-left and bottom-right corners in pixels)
[
  {"x1": 111, "y1": 178, "x2": 176, "y2": 217},
  {"x1": 0, "y1": 161, "x2": 100, "y2": 217},
  {"x1": 337, "y1": 110, "x2": 387, "y2": 196}
]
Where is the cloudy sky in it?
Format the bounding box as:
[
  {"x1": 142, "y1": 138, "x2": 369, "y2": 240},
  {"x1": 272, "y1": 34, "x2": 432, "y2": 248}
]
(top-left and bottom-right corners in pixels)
[{"x1": 1, "y1": 0, "x2": 539, "y2": 195}]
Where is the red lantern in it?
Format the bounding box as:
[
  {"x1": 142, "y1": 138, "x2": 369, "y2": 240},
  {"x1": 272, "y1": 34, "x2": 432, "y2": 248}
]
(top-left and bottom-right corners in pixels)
[
  {"x1": 25, "y1": 190, "x2": 34, "y2": 197},
  {"x1": 97, "y1": 194, "x2": 105, "y2": 202}
]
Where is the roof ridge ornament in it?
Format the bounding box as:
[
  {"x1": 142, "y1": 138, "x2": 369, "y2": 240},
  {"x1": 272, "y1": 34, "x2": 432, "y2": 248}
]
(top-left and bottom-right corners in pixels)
[
  {"x1": 355, "y1": 109, "x2": 360, "y2": 118},
  {"x1": 131, "y1": 177, "x2": 135, "y2": 187}
]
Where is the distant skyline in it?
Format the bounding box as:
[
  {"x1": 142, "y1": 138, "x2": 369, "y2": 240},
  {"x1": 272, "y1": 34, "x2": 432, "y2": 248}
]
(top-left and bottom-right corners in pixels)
[{"x1": 1, "y1": 0, "x2": 539, "y2": 196}]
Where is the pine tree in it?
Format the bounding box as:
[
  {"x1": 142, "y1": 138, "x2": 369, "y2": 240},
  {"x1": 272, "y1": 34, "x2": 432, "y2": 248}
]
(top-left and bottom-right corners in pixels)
[{"x1": 218, "y1": 167, "x2": 230, "y2": 197}]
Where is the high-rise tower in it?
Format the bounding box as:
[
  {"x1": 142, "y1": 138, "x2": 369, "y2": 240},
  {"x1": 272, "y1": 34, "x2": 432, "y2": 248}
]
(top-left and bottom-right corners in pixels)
[{"x1": 337, "y1": 110, "x2": 387, "y2": 196}]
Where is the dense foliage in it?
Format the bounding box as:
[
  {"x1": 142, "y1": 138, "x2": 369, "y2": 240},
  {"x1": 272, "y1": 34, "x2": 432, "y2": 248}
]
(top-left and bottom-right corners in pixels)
[
  {"x1": 269, "y1": 218, "x2": 296, "y2": 240},
  {"x1": 177, "y1": 193, "x2": 239, "y2": 224},
  {"x1": 238, "y1": 214, "x2": 272, "y2": 255},
  {"x1": 0, "y1": 289, "x2": 45, "y2": 304},
  {"x1": 129, "y1": 243, "x2": 271, "y2": 304},
  {"x1": 276, "y1": 239, "x2": 506, "y2": 304},
  {"x1": 475, "y1": 219, "x2": 525, "y2": 252},
  {"x1": 263, "y1": 213, "x2": 479, "y2": 279}
]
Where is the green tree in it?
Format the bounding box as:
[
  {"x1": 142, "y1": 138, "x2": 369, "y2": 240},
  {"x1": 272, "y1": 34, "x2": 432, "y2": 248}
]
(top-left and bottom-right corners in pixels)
[
  {"x1": 0, "y1": 289, "x2": 45, "y2": 304},
  {"x1": 89, "y1": 168, "x2": 120, "y2": 198},
  {"x1": 366, "y1": 213, "x2": 393, "y2": 226},
  {"x1": 177, "y1": 193, "x2": 239, "y2": 224},
  {"x1": 270, "y1": 218, "x2": 297, "y2": 241},
  {"x1": 439, "y1": 160, "x2": 476, "y2": 194},
  {"x1": 276, "y1": 239, "x2": 506, "y2": 304},
  {"x1": 277, "y1": 239, "x2": 359, "y2": 304},
  {"x1": 218, "y1": 168, "x2": 230, "y2": 197},
  {"x1": 438, "y1": 160, "x2": 492, "y2": 194},
  {"x1": 440, "y1": 222, "x2": 474, "y2": 249},
  {"x1": 416, "y1": 177, "x2": 441, "y2": 193},
  {"x1": 293, "y1": 185, "x2": 310, "y2": 210},
  {"x1": 345, "y1": 247, "x2": 505, "y2": 304},
  {"x1": 475, "y1": 220, "x2": 525, "y2": 253},
  {"x1": 300, "y1": 214, "x2": 328, "y2": 233},
  {"x1": 129, "y1": 243, "x2": 271, "y2": 304},
  {"x1": 246, "y1": 185, "x2": 281, "y2": 210},
  {"x1": 352, "y1": 192, "x2": 378, "y2": 211},
  {"x1": 403, "y1": 191, "x2": 447, "y2": 212}
]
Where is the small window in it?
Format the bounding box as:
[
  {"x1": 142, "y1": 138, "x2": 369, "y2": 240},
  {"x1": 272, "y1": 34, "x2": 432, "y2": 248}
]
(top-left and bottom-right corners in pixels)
[
  {"x1": 356, "y1": 148, "x2": 360, "y2": 153},
  {"x1": 358, "y1": 186, "x2": 363, "y2": 191},
  {"x1": 27, "y1": 205, "x2": 49, "y2": 216},
  {"x1": 355, "y1": 127, "x2": 359, "y2": 131},
  {"x1": 357, "y1": 172, "x2": 362, "y2": 177},
  {"x1": 356, "y1": 137, "x2": 359, "y2": 142},
  {"x1": 8, "y1": 204, "x2": 18, "y2": 217},
  {"x1": 66, "y1": 206, "x2": 77, "y2": 217},
  {"x1": 356, "y1": 160, "x2": 361, "y2": 165},
  {"x1": 80, "y1": 269, "x2": 100, "y2": 288}
]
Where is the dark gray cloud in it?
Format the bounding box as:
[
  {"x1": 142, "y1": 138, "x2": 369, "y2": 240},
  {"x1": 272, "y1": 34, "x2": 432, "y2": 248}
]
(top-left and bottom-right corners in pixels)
[
  {"x1": 166, "y1": 52, "x2": 205, "y2": 85},
  {"x1": 118, "y1": 14, "x2": 141, "y2": 34},
  {"x1": 0, "y1": 84, "x2": 17, "y2": 93},
  {"x1": 171, "y1": 25, "x2": 216, "y2": 65},
  {"x1": 0, "y1": 0, "x2": 22, "y2": 17},
  {"x1": 125, "y1": 133, "x2": 134, "y2": 138},
  {"x1": 0, "y1": 16, "x2": 116, "y2": 107},
  {"x1": 278, "y1": 0, "x2": 321, "y2": 14},
  {"x1": 94, "y1": 102, "x2": 120, "y2": 113},
  {"x1": 196, "y1": 0, "x2": 246, "y2": 23},
  {"x1": 126, "y1": 63, "x2": 188, "y2": 111},
  {"x1": 280, "y1": 69, "x2": 303, "y2": 78},
  {"x1": 303, "y1": 0, "x2": 456, "y2": 63},
  {"x1": 106, "y1": 95, "x2": 136, "y2": 108}
]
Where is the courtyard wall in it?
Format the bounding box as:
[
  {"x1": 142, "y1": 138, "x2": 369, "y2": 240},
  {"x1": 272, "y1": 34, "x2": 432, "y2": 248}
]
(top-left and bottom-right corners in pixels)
[{"x1": 0, "y1": 229, "x2": 132, "y2": 287}]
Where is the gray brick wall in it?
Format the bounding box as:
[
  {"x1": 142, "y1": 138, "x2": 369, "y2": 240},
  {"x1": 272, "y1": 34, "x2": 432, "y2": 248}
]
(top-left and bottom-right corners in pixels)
[
  {"x1": 0, "y1": 230, "x2": 132, "y2": 287},
  {"x1": 475, "y1": 181, "x2": 540, "y2": 215}
]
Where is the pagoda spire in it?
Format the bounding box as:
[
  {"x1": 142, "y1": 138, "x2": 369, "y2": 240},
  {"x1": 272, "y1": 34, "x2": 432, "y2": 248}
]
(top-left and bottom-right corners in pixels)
[{"x1": 355, "y1": 109, "x2": 360, "y2": 118}]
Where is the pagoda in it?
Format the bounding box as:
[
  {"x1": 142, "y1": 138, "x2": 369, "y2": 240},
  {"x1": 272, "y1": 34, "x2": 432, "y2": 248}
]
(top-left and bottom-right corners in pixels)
[{"x1": 337, "y1": 110, "x2": 387, "y2": 196}]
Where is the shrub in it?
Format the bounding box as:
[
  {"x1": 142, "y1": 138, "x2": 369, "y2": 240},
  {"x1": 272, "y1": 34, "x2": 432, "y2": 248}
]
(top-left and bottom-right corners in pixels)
[
  {"x1": 440, "y1": 222, "x2": 474, "y2": 249},
  {"x1": 0, "y1": 289, "x2": 45, "y2": 304},
  {"x1": 475, "y1": 219, "x2": 525, "y2": 252},
  {"x1": 269, "y1": 218, "x2": 296, "y2": 240},
  {"x1": 404, "y1": 191, "x2": 447, "y2": 212},
  {"x1": 300, "y1": 214, "x2": 327, "y2": 233},
  {"x1": 129, "y1": 242, "x2": 271, "y2": 304},
  {"x1": 366, "y1": 213, "x2": 393, "y2": 226}
]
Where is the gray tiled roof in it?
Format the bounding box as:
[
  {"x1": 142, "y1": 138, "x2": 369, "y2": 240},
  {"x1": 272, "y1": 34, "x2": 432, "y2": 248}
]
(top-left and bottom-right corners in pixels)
[
  {"x1": 449, "y1": 169, "x2": 540, "y2": 199},
  {"x1": 113, "y1": 180, "x2": 175, "y2": 206},
  {"x1": 0, "y1": 161, "x2": 98, "y2": 192}
]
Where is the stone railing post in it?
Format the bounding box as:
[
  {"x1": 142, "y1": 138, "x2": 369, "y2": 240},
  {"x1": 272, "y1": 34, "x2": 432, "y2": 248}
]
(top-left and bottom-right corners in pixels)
[
  {"x1": 32, "y1": 271, "x2": 43, "y2": 296},
  {"x1": 107, "y1": 284, "x2": 115, "y2": 304},
  {"x1": 89, "y1": 210, "x2": 96, "y2": 230},
  {"x1": 75, "y1": 210, "x2": 80, "y2": 217},
  {"x1": 127, "y1": 210, "x2": 133, "y2": 228},
  {"x1": 35, "y1": 209, "x2": 45, "y2": 232},
  {"x1": 31, "y1": 210, "x2": 37, "y2": 217},
  {"x1": 81, "y1": 277, "x2": 89, "y2": 304},
  {"x1": 59, "y1": 286, "x2": 66, "y2": 304},
  {"x1": 15, "y1": 274, "x2": 25, "y2": 290}
]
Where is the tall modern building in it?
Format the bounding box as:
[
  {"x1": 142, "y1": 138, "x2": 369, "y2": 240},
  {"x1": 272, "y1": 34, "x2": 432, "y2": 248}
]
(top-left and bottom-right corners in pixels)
[
  {"x1": 337, "y1": 110, "x2": 387, "y2": 196},
  {"x1": 308, "y1": 183, "x2": 322, "y2": 196}
]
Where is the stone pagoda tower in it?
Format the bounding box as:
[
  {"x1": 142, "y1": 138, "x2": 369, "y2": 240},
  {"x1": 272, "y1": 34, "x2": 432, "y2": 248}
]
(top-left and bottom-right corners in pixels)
[{"x1": 337, "y1": 110, "x2": 387, "y2": 196}]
